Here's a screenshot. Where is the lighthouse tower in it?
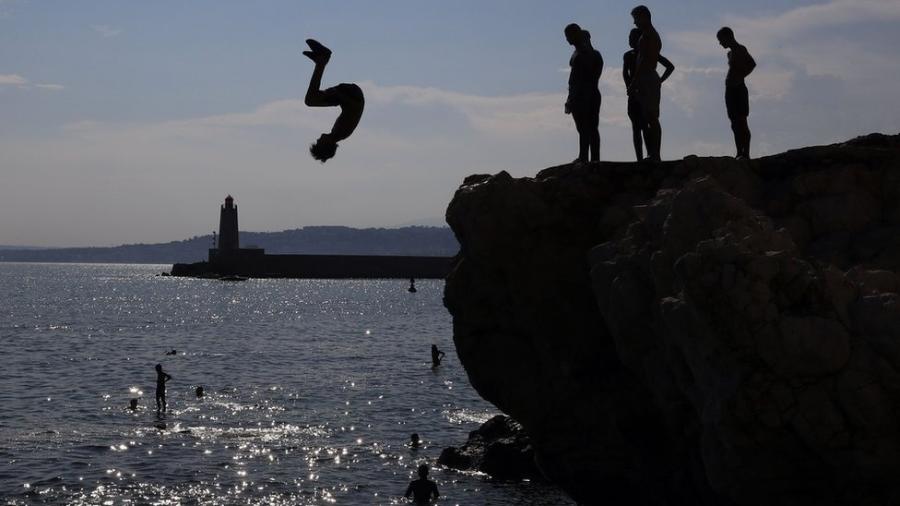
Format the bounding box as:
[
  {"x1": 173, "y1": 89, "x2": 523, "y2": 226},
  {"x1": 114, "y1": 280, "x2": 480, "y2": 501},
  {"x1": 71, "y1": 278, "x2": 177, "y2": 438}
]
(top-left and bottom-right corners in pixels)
[{"x1": 218, "y1": 195, "x2": 239, "y2": 251}]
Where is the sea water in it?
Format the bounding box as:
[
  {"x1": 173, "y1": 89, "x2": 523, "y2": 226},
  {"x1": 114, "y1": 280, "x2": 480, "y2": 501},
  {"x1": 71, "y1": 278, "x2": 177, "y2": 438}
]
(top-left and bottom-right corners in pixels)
[{"x1": 0, "y1": 263, "x2": 572, "y2": 505}]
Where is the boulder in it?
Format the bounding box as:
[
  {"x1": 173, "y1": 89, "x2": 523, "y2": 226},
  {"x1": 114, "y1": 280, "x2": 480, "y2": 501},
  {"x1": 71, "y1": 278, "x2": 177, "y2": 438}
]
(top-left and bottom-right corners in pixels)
[{"x1": 444, "y1": 134, "x2": 900, "y2": 505}]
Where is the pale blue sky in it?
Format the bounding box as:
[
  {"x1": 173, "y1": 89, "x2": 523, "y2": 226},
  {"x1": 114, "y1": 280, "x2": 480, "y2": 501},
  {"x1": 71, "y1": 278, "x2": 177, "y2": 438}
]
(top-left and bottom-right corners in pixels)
[{"x1": 2, "y1": 0, "x2": 899, "y2": 246}]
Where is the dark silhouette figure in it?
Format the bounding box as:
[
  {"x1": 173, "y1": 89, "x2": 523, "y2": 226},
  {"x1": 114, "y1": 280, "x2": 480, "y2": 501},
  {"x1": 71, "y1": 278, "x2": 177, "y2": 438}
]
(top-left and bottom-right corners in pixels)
[
  {"x1": 165, "y1": 349, "x2": 177, "y2": 356},
  {"x1": 717, "y1": 27, "x2": 756, "y2": 159},
  {"x1": 629, "y1": 5, "x2": 664, "y2": 162},
  {"x1": 128, "y1": 398, "x2": 139, "y2": 410},
  {"x1": 303, "y1": 39, "x2": 365, "y2": 162},
  {"x1": 431, "y1": 345, "x2": 446, "y2": 368},
  {"x1": 410, "y1": 433, "x2": 421, "y2": 449},
  {"x1": 624, "y1": 28, "x2": 674, "y2": 161},
  {"x1": 195, "y1": 386, "x2": 205, "y2": 398},
  {"x1": 155, "y1": 364, "x2": 172, "y2": 412},
  {"x1": 404, "y1": 464, "x2": 440, "y2": 504},
  {"x1": 564, "y1": 24, "x2": 604, "y2": 163},
  {"x1": 408, "y1": 278, "x2": 417, "y2": 293}
]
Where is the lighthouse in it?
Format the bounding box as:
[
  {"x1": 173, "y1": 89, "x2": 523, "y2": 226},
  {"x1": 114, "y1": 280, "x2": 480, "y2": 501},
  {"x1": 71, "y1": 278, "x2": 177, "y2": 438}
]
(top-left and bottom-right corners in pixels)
[{"x1": 218, "y1": 195, "x2": 239, "y2": 251}]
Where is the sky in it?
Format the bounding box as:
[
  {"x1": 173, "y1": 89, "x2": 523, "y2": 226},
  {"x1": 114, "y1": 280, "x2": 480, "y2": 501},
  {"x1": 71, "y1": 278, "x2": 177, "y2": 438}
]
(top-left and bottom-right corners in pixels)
[{"x1": 1, "y1": 0, "x2": 899, "y2": 247}]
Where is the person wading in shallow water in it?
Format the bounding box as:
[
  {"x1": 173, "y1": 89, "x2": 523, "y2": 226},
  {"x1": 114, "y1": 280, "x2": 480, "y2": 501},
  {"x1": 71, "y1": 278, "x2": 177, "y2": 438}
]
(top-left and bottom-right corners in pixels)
[
  {"x1": 155, "y1": 364, "x2": 172, "y2": 412},
  {"x1": 717, "y1": 26, "x2": 756, "y2": 159},
  {"x1": 404, "y1": 464, "x2": 440, "y2": 504},
  {"x1": 302, "y1": 38, "x2": 365, "y2": 163},
  {"x1": 431, "y1": 345, "x2": 446, "y2": 368}
]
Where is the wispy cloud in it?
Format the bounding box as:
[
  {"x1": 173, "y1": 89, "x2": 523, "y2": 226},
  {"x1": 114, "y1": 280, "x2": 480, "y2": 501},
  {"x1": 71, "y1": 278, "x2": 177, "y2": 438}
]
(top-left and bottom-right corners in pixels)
[
  {"x1": 671, "y1": 0, "x2": 900, "y2": 78},
  {"x1": 0, "y1": 74, "x2": 64, "y2": 91},
  {"x1": 0, "y1": 73, "x2": 28, "y2": 86},
  {"x1": 35, "y1": 83, "x2": 65, "y2": 91},
  {"x1": 91, "y1": 24, "x2": 122, "y2": 38}
]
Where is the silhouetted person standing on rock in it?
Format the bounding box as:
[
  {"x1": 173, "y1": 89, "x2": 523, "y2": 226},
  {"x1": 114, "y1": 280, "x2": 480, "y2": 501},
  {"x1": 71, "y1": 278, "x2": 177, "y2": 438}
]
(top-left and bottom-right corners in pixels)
[
  {"x1": 717, "y1": 27, "x2": 756, "y2": 159},
  {"x1": 431, "y1": 345, "x2": 446, "y2": 368},
  {"x1": 629, "y1": 5, "x2": 663, "y2": 162},
  {"x1": 404, "y1": 464, "x2": 440, "y2": 504},
  {"x1": 303, "y1": 39, "x2": 365, "y2": 162},
  {"x1": 624, "y1": 28, "x2": 674, "y2": 162},
  {"x1": 564, "y1": 24, "x2": 604, "y2": 164},
  {"x1": 155, "y1": 364, "x2": 172, "y2": 412}
]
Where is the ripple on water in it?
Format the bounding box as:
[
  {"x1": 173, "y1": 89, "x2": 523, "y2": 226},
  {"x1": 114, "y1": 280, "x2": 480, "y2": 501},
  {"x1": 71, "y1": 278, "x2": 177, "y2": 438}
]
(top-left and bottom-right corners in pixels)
[{"x1": 0, "y1": 264, "x2": 574, "y2": 505}]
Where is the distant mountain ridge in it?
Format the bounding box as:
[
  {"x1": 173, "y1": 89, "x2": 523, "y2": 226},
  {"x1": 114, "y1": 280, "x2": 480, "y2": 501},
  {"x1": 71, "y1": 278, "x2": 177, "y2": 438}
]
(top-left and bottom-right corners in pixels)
[{"x1": 0, "y1": 226, "x2": 458, "y2": 264}]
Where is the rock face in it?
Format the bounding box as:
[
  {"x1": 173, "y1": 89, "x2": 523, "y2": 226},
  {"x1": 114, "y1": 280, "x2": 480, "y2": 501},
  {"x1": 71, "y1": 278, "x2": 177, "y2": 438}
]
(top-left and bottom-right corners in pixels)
[
  {"x1": 438, "y1": 415, "x2": 541, "y2": 481},
  {"x1": 444, "y1": 134, "x2": 900, "y2": 505}
]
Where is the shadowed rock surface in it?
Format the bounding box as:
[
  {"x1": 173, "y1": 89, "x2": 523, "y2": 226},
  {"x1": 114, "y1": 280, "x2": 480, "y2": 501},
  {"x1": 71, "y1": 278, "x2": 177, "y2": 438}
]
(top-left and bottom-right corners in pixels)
[
  {"x1": 438, "y1": 415, "x2": 541, "y2": 481},
  {"x1": 443, "y1": 133, "x2": 900, "y2": 505}
]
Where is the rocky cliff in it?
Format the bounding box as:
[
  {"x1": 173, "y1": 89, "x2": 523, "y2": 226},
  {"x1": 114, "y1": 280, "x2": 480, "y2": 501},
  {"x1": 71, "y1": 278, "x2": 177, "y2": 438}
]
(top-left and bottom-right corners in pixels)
[{"x1": 444, "y1": 134, "x2": 900, "y2": 505}]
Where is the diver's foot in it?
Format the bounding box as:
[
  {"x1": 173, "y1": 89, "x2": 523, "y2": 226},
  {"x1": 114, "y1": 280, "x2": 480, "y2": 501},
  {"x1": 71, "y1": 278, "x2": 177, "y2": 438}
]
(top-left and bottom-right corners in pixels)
[
  {"x1": 305, "y1": 39, "x2": 332, "y2": 62},
  {"x1": 302, "y1": 50, "x2": 316, "y2": 61}
]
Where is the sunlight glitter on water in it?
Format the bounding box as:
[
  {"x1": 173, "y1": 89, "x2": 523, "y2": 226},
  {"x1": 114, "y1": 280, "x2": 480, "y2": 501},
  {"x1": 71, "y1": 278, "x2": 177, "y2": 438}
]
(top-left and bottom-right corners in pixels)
[{"x1": 0, "y1": 263, "x2": 574, "y2": 505}]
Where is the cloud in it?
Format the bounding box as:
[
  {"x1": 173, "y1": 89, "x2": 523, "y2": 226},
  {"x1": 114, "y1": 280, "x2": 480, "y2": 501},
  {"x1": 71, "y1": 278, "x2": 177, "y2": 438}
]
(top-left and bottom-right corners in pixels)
[
  {"x1": 35, "y1": 83, "x2": 65, "y2": 91},
  {"x1": 671, "y1": 0, "x2": 900, "y2": 79},
  {"x1": 0, "y1": 73, "x2": 27, "y2": 86},
  {"x1": 0, "y1": 74, "x2": 64, "y2": 91},
  {"x1": 91, "y1": 24, "x2": 122, "y2": 38}
]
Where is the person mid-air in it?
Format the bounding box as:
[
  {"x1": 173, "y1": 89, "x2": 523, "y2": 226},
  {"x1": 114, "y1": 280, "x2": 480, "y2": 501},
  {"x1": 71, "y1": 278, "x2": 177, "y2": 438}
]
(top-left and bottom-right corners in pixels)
[{"x1": 302, "y1": 39, "x2": 365, "y2": 162}]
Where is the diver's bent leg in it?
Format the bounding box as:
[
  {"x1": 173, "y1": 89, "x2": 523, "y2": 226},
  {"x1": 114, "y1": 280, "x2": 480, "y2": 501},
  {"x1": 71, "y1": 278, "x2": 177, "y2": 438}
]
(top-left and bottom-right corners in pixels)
[{"x1": 304, "y1": 62, "x2": 329, "y2": 107}]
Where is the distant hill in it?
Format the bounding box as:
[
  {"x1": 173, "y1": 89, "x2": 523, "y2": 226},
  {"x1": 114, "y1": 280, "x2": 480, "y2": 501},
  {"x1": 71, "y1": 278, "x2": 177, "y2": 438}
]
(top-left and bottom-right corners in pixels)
[{"x1": 0, "y1": 226, "x2": 459, "y2": 264}]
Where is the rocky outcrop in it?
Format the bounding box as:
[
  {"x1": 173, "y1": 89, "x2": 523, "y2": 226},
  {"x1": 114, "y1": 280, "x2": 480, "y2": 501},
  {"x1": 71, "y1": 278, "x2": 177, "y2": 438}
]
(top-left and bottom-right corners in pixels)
[
  {"x1": 444, "y1": 134, "x2": 900, "y2": 505},
  {"x1": 438, "y1": 415, "x2": 541, "y2": 481}
]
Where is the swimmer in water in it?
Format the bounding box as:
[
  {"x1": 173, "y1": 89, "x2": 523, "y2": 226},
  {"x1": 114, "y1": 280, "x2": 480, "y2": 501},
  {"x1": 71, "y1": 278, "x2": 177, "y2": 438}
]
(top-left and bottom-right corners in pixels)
[
  {"x1": 155, "y1": 364, "x2": 172, "y2": 412},
  {"x1": 303, "y1": 39, "x2": 365, "y2": 162},
  {"x1": 128, "y1": 398, "x2": 139, "y2": 410},
  {"x1": 195, "y1": 386, "x2": 205, "y2": 398},
  {"x1": 431, "y1": 345, "x2": 446, "y2": 368},
  {"x1": 408, "y1": 278, "x2": 417, "y2": 293},
  {"x1": 410, "y1": 433, "x2": 421, "y2": 449},
  {"x1": 404, "y1": 464, "x2": 440, "y2": 504}
]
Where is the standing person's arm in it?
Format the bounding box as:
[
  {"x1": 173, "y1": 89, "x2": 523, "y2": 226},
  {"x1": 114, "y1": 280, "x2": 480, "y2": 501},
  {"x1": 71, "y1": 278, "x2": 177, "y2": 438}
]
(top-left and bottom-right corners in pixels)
[
  {"x1": 431, "y1": 482, "x2": 440, "y2": 499},
  {"x1": 658, "y1": 55, "x2": 675, "y2": 83},
  {"x1": 743, "y1": 49, "x2": 756, "y2": 78},
  {"x1": 623, "y1": 54, "x2": 632, "y2": 88},
  {"x1": 404, "y1": 483, "x2": 413, "y2": 499}
]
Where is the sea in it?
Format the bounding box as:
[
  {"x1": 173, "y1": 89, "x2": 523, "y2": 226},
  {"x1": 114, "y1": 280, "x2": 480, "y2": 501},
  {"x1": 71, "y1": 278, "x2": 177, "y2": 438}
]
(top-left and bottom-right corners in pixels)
[{"x1": 0, "y1": 263, "x2": 573, "y2": 505}]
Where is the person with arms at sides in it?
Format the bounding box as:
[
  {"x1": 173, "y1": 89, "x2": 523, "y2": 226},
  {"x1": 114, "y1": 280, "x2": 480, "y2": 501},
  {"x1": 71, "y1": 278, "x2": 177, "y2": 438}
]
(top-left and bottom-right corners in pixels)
[
  {"x1": 717, "y1": 27, "x2": 756, "y2": 159},
  {"x1": 564, "y1": 24, "x2": 604, "y2": 164}
]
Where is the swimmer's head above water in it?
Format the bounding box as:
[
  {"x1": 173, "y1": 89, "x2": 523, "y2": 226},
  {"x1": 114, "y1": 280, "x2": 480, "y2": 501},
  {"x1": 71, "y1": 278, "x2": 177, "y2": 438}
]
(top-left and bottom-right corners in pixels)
[{"x1": 310, "y1": 134, "x2": 338, "y2": 162}]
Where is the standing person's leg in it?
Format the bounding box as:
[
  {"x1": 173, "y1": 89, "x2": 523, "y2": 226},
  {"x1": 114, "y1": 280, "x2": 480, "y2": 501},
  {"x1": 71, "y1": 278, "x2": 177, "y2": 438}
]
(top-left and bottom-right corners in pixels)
[
  {"x1": 572, "y1": 107, "x2": 589, "y2": 163},
  {"x1": 742, "y1": 118, "x2": 751, "y2": 158},
  {"x1": 628, "y1": 97, "x2": 644, "y2": 161},
  {"x1": 588, "y1": 98, "x2": 601, "y2": 162},
  {"x1": 726, "y1": 83, "x2": 750, "y2": 158},
  {"x1": 631, "y1": 120, "x2": 644, "y2": 161},
  {"x1": 639, "y1": 76, "x2": 662, "y2": 161},
  {"x1": 731, "y1": 117, "x2": 750, "y2": 158}
]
